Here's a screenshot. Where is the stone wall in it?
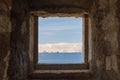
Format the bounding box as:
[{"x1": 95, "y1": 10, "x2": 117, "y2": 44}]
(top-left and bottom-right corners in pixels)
[
  {"x1": 0, "y1": 0, "x2": 12, "y2": 80},
  {"x1": 1, "y1": 0, "x2": 120, "y2": 80},
  {"x1": 90, "y1": 0, "x2": 120, "y2": 80},
  {"x1": 7, "y1": 0, "x2": 30, "y2": 80},
  {"x1": 0, "y1": 0, "x2": 32, "y2": 80},
  {"x1": 8, "y1": 0, "x2": 29, "y2": 80}
]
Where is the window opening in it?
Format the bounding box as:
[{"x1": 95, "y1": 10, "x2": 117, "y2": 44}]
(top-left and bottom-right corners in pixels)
[{"x1": 38, "y1": 17, "x2": 83, "y2": 64}]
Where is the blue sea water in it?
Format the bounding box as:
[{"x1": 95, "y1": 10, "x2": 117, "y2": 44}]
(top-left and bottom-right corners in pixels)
[{"x1": 38, "y1": 52, "x2": 83, "y2": 64}]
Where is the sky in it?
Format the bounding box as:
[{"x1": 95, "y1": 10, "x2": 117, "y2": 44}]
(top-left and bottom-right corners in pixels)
[{"x1": 38, "y1": 17, "x2": 83, "y2": 52}]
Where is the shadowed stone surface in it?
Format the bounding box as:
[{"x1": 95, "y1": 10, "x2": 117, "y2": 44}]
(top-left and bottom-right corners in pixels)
[{"x1": 0, "y1": 0, "x2": 12, "y2": 80}]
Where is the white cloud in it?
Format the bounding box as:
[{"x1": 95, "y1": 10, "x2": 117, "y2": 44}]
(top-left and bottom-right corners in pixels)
[{"x1": 38, "y1": 42, "x2": 82, "y2": 53}]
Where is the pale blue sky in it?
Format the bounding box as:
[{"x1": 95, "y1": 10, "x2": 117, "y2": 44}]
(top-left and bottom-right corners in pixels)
[{"x1": 38, "y1": 17, "x2": 82, "y2": 44}]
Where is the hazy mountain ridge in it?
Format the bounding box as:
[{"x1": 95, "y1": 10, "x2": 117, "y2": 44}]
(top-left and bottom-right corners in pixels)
[
  {"x1": 38, "y1": 42, "x2": 82, "y2": 53},
  {"x1": 39, "y1": 52, "x2": 82, "y2": 54}
]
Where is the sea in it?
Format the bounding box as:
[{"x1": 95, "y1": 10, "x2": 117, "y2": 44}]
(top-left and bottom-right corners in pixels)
[{"x1": 38, "y1": 52, "x2": 83, "y2": 64}]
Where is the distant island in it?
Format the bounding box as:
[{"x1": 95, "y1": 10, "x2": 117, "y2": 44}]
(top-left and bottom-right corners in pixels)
[{"x1": 39, "y1": 52, "x2": 82, "y2": 54}]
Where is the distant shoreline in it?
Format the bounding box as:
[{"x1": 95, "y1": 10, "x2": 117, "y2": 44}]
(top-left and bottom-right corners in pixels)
[{"x1": 39, "y1": 52, "x2": 82, "y2": 54}]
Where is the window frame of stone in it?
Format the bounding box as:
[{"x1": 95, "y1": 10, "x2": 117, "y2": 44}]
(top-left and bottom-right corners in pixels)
[
  {"x1": 30, "y1": 14, "x2": 89, "y2": 70},
  {"x1": 29, "y1": 14, "x2": 90, "y2": 78}
]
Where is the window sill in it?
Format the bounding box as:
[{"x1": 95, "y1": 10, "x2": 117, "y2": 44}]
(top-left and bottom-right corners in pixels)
[
  {"x1": 29, "y1": 70, "x2": 91, "y2": 79},
  {"x1": 35, "y1": 63, "x2": 89, "y2": 70}
]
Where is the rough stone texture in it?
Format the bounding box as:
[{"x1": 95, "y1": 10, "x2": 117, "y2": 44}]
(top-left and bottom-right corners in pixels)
[
  {"x1": 28, "y1": 15, "x2": 35, "y2": 73},
  {"x1": 0, "y1": 0, "x2": 12, "y2": 80},
  {"x1": 7, "y1": 0, "x2": 30, "y2": 80},
  {"x1": 116, "y1": 0, "x2": 120, "y2": 75},
  {"x1": 30, "y1": 0, "x2": 91, "y2": 10},
  {"x1": 30, "y1": 0, "x2": 92, "y2": 17},
  {"x1": 90, "y1": 0, "x2": 120, "y2": 80}
]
